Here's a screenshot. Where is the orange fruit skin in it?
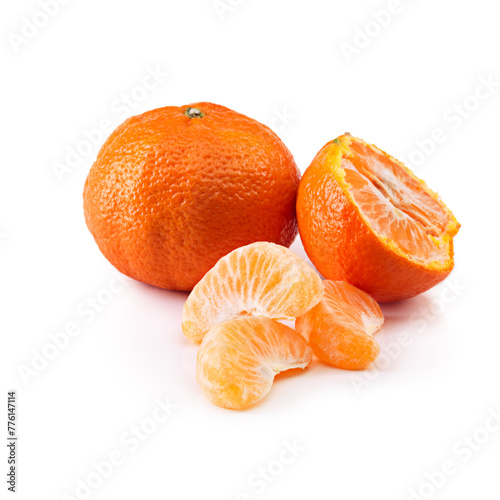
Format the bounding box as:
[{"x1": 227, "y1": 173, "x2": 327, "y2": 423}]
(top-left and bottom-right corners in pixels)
[
  {"x1": 197, "y1": 317, "x2": 313, "y2": 410},
  {"x1": 83, "y1": 102, "x2": 300, "y2": 291},
  {"x1": 296, "y1": 136, "x2": 460, "y2": 302}
]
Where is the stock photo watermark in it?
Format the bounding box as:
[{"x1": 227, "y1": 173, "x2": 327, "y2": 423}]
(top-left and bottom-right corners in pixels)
[
  {"x1": 213, "y1": 0, "x2": 245, "y2": 21},
  {"x1": 400, "y1": 74, "x2": 499, "y2": 169},
  {"x1": 7, "y1": 0, "x2": 73, "y2": 54},
  {"x1": 405, "y1": 405, "x2": 500, "y2": 500},
  {"x1": 51, "y1": 64, "x2": 170, "y2": 183},
  {"x1": 268, "y1": 106, "x2": 296, "y2": 134},
  {"x1": 6, "y1": 391, "x2": 17, "y2": 493},
  {"x1": 351, "y1": 273, "x2": 467, "y2": 394},
  {"x1": 339, "y1": 0, "x2": 416, "y2": 64},
  {"x1": 226, "y1": 439, "x2": 306, "y2": 500},
  {"x1": 60, "y1": 397, "x2": 178, "y2": 500},
  {"x1": 17, "y1": 272, "x2": 129, "y2": 385}
]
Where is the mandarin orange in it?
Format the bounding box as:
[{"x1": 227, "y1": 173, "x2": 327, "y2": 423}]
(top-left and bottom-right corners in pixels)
[
  {"x1": 84, "y1": 103, "x2": 300, "y2": 291},
  {"x1": 296, "y1": 134, "x2": 460, "y2": 302}
]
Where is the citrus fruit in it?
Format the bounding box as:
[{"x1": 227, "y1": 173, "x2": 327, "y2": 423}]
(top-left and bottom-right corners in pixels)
[
  {"x1": 296, "y1": 133, "x2": 460, "y2": 302},
  {"x1": 83, "y1": 102, "x2": 300, "y2": 291},
  {"x1": 296, "y1": 280, "x2": 384, "y2": 370},
  {"x1": 182, "y1": 242, "x2": 323, "y2": 342},
  {"x1": 197, "y1": 317, "x2": 313, "y2": 410}
]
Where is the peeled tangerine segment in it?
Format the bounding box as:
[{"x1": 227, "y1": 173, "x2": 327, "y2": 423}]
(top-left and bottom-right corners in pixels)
[
  {"x1": 197, "y1": 317, "x2": 313, "y2": 410},
  {"x1": 295, "y1": 281, "x2": 384, "y2": 370},
  {"x1": 182, "y1": 242, "x2": 323, "y2": 342}
]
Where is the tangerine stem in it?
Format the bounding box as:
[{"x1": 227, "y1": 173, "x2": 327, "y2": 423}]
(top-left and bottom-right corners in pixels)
[{"x1": 185, "y1": 107, "x2": 205, "y2": 118}]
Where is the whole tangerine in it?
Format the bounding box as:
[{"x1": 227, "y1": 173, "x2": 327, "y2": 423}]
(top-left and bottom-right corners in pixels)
[{"x1": 83, "y1": 102, "x2": 300, "y2": 290}]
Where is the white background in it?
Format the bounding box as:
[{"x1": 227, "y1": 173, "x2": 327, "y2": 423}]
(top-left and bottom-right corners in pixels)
[{"x1": 2, "y1": 0, "x2": 499, "y2": 499}]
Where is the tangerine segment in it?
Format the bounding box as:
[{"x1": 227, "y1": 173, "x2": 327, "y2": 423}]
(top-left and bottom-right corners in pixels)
[
  {"x1": 197, "y1": 317, "x2": 313, "y2": 410},
  {"x1": 295, "y1": 281, "x2": 384, "y2": 370},
  {"x1": 296, "y1": 134, "x2": 460, "y2": 302},
  {"x1": 182, "y1": 242, "x2": 323, "y2": 342}
]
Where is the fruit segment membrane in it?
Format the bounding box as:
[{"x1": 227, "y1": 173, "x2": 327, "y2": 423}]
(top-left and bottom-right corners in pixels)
[
  {"x1": 197, "y1": 317, "x2": 313, "y2": 410},
  {"x1": 182, "y1": 242, "x2": 323, "y2": 342},
  {"x1": 319, "y1": 280, "x2": 384, "y2": 334},
  {"x1": 296, "y1": 280, "x2": 384, "y2": 370},
  {"x1": 341, "y1": 141, "x2": 453, "y2": 263}
]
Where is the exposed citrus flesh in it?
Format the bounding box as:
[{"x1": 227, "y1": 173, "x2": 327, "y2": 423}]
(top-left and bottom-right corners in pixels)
[
  {"x1": 197, "y1": 317, "x2": 313, "y2": 410},
  {"x1": 343, "y1": 141, "x2": 451, "y2": 263},
  {"x1": 84, "y1": 102, "x2": 300, "y2": 291},
  {"x1": 295, "y1": 281, "x2": 384, "y2": 370},
  {"x1": 296, "y1": 134, "x2": 460, "y2": 302},
  {"x1": 182, "y1": 242, "x2": 323, "y2": 342}
]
